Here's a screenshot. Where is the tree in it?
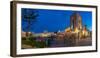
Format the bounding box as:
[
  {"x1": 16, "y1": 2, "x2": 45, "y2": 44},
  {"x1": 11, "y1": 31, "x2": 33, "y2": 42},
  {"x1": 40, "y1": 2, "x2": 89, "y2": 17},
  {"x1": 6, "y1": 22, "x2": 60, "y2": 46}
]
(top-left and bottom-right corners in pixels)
[{"x1": 22, "y1": 9, "x2": 39, "y2": 37}]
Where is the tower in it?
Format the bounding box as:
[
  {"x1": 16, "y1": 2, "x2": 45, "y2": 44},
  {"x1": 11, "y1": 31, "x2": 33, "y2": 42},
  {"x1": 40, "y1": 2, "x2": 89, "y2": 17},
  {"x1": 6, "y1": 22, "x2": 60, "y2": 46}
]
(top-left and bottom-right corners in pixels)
[
  {"x1": 76, "y1": 13, "x2": 82, "y2": 30},
  {"x1": 70, "y1": 12, "x2": 82, "y2": 31}
]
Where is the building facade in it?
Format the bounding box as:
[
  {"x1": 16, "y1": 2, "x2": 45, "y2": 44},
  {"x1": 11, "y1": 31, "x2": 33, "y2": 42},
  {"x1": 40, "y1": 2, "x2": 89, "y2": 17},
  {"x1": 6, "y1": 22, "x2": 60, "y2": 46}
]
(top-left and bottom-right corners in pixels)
[
  {"x1": 65, "y1": 12, "x2": 90, "y2": 38},
  {"x1": 70, "y1": 13, "x2": 82, "y2": 31}
]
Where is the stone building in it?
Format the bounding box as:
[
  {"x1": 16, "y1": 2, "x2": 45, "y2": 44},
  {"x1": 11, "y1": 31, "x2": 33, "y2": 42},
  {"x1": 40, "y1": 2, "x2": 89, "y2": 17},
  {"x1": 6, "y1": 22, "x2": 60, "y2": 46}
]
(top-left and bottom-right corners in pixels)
[
  {"x1": 70, "y1": 13, "x2": 82, "y2": 31},
  {"x1": 65, "y1": 12, "x2": 90, "y2": 38}
]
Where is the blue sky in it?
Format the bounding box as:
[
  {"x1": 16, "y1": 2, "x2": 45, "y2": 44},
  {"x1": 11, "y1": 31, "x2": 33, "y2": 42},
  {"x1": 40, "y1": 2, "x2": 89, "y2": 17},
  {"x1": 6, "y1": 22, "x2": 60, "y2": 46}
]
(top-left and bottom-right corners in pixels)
[{"x1": 21, "y1": 8, "x2": 92, "y2": 33}]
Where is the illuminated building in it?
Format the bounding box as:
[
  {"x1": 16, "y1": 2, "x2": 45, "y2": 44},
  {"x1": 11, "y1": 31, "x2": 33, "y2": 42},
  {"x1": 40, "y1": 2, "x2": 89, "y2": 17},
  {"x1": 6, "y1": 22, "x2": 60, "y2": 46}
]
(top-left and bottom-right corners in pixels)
[
  {"x1": 65, "y1": 12, "x2": 90, "y2": 38},
  {"x1": 70, "y1": 13, "x2": 82, "y2": 31}
]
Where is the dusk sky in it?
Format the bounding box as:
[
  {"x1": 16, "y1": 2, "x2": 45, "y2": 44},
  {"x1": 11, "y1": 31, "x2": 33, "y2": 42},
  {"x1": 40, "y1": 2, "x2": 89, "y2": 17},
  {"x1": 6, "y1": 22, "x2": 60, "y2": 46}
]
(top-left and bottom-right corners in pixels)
[{"x1": 21, "y1": 8, "x2": 92, "y2": 33}]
